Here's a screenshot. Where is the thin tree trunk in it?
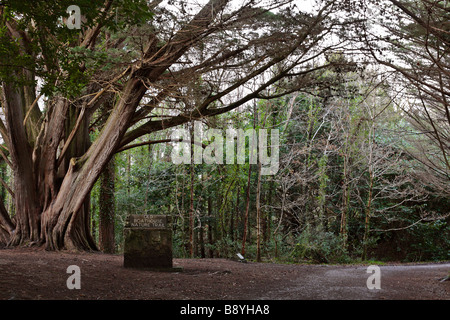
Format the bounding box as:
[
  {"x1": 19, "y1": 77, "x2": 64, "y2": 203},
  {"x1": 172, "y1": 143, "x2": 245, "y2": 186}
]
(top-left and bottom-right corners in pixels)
[
  {"x1": 241, "y1": 104, "x2": 258, "y2": 256},
  {"x1": 363, "y1": 123, "x2": 375, "y2": 260},
  {"x1": 265, "y1": 176, "x2": 274, "y2": 243},
  {"x1": 340, "y1": 159, "x2": 349, "y2": 248},
  {"x1": 189, "y1": 123, "x2": 195, "y2": 258},
  {"x1": 207, "y1": 193, "x2": 214, "y2": 258},
  {"x1": 99, "y1": 156, "x2": 116, "y2": 253},
  {"x1": 256, "y1": 161, "x2": 262, "y2": 262},
  {"x1": 363, "y1": 172, "x2": 374, "y2": 260},
  {"x1": 144, "y1": 144, "x2": 154, "y2": 211},
  {"x1": 340, "y1": 133, "x2": 350, "y2": 249},
  {"x1": 241, "y1": 163, "x2": 252, "y2": 256},
  {"x1": 231, "y1": 182, "x2": 239, "y2": 242},
  {"x1": 199, "y1": 217, "x2": 205, "y2": 258}
]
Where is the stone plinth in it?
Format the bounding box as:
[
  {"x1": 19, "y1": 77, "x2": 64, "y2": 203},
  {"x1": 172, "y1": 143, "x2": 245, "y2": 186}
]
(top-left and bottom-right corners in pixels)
[{"x1": 123, "y1": 215, "x2": 177, "y2": 270}]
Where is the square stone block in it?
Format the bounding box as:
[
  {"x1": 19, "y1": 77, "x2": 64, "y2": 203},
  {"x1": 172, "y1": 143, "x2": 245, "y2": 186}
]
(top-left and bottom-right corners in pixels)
[{"x1": 123, "y1": 227, "x2": 173, "y2": 269}]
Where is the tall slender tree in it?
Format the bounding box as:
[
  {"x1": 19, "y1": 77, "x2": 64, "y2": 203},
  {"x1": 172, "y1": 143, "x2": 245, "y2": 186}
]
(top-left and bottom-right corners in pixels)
[{"x1": 98, "y1": 156, "x2": 116, "y2": 253}]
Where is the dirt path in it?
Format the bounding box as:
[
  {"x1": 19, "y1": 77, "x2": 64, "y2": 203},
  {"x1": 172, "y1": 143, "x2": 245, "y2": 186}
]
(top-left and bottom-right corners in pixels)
[
  {"x1": 0, "y1": 248, "x2": 448, "y2": 300},
  {"x1": 259, "y1": 263, "x2": 450, "y2": 300}
]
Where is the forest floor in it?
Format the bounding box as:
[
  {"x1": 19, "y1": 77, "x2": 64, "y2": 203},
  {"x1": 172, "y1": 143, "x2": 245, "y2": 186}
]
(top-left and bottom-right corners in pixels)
[{"x1": 0, "y1": 247, "x2": 449, "y2": 300}]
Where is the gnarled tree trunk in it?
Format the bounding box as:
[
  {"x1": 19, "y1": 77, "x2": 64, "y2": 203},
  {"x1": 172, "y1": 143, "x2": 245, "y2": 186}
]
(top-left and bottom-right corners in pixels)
[
  {"x1": 40, "y1": 78, "x2": 146, "y2": 250},
  {"x1": 2, "y1": 83, "x2": 41, "y2": 246}
]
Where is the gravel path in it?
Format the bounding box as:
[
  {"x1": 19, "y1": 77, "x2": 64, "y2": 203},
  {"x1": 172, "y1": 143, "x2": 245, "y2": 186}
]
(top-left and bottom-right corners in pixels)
[{"x1": 0, "y1": 248, "x2": 448, "y2": 300}]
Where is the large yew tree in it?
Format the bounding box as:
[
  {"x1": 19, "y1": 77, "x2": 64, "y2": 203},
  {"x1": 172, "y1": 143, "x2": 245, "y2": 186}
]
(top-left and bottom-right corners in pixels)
[{"x1": 0, "y1": 0, "x2": 350, "y2": 250}]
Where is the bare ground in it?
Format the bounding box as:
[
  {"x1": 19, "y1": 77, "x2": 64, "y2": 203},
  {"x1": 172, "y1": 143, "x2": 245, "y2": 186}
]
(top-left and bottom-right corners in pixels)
[{"x1": 0, "y1": 247, "x2": 449, "y2": 300}]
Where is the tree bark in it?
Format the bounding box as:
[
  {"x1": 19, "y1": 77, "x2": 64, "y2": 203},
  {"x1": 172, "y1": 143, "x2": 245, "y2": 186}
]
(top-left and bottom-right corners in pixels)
[
  {"x1": 41, "y1": 78, "x2": 146, "y2": 250},
  {"x1": 256, "y1": 161, "x2": 262, "y2": 262},
  {"x1": 241, "y1": 163, "x2": 252, "y2": 256},
  {"x1": 99, "y1": 156, "x2": 116, "y2": 253},
  {"x1": 207, "y1": 192, "x2": 214, "y2": 258},
  {"x1": 189, "y1": 124, "x2": 195, "y2": 258},
  {"x1": 2, "y1": 83, "x2": 41, "y2": 246}
]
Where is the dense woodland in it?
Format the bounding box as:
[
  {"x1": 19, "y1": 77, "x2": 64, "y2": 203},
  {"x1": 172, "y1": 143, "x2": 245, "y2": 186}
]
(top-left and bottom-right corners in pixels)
[{"x1": 0, "y1": 0, "x2": 449, "y2": 263}]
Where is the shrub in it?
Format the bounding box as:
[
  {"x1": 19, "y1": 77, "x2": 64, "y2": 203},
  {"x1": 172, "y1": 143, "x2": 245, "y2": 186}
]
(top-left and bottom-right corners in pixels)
[{"x1": 292, "y1": 228, "x2": 350, "y2": 263}]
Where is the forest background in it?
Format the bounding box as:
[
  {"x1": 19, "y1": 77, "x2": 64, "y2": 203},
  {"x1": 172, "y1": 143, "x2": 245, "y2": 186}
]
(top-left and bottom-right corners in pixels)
[{"x1": 0, "y1": 0, "x2": 449, "y2": 263}]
